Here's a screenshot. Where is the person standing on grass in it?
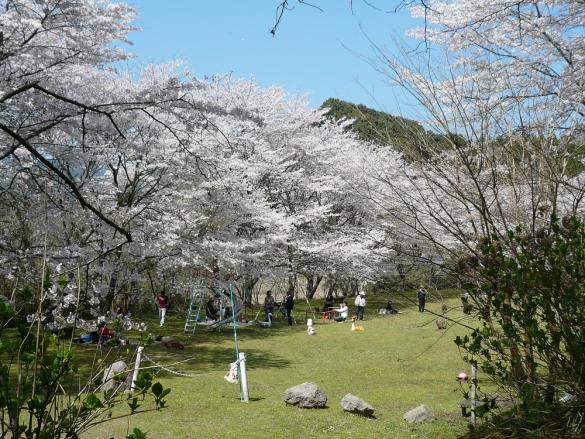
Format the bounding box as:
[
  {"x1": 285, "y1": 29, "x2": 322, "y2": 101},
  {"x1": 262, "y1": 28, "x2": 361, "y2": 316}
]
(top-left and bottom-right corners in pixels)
[
  {"x1": 417, "y1": 286, "x2": 427, "y2": 312},
  {"x1": 284, "y1": 291, "x2": 295, "y2": 326},
  {"x1": 354, "y1": 291, "x2": 366, "y2": 320},
  {"x1": 155, "y1": 290, "x2": 169, "y2": 327},
  {"x1": 263, "y1": 290, "x2": 275, "y2": 322}
]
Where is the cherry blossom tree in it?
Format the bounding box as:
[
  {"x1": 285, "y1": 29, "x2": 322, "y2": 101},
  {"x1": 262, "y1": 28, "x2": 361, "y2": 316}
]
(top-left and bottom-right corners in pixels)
[
  {"x1": 343, "y1": 2, "x2": 585, "y2": 425},
  {"x1": 408, "y1": 1, "x2": 585, "y2": 133},
  {"x1": 0, "y1": 0, "x2": 403, "y2": 322},
  {"x1": 170, "y1": 79, "x2": 378, "y2": 302}
]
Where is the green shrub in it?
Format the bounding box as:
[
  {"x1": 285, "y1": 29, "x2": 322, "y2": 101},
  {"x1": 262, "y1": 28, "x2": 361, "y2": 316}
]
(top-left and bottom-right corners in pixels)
[
  {"x1": 0, "y1": 282, "x2": 170, "y2": 438},
  {"x1": 456, "y1": 216, "x2": 585, "y2": 436}
]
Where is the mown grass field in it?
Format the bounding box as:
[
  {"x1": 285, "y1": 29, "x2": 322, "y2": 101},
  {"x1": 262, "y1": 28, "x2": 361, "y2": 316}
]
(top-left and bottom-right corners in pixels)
[{"x1": 81, "y1": 290, "x2": 475, "y2": 439}]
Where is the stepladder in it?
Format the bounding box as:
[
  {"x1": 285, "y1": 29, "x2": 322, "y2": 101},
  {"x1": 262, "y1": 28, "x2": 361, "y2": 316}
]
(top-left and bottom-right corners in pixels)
[{"x1": 184, "y1": 282, "x2": 206, "y2": 334}]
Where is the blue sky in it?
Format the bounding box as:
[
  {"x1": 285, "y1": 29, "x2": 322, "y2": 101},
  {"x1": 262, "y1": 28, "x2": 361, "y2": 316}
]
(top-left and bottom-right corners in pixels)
[{"x1": 127, "y1": 1, "x2": 422, "y2": 117}]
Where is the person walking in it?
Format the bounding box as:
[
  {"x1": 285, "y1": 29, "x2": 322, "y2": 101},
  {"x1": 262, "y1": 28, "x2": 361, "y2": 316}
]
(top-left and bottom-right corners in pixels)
[
  {"x1": 263, "y1": 290, "x2": 275, "y2": 322},
  {"x1": 284, "y1": 291, "x2": 295, "y2": 326},
  {"x1": 155, "y1": 290, "x2": 169, "y2": 327},
  {"x1": 354, "y1": 291, "x2": 366, "y2": 320},
  {"x1": 417, "y1": 286, "x2": 427, "y2": 312}
]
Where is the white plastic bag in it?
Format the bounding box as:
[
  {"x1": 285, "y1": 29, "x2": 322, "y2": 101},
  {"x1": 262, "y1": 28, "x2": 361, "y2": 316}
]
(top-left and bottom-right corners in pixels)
[{"x1": 224, "y1": 361, "x2": 238, "y2": 384}]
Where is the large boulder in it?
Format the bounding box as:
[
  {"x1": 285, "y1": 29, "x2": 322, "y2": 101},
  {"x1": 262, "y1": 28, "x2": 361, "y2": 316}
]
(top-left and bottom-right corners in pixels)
[
  {"x1": 403, "y1": 404, "x2": 434, "y2": 423},
  {"x1": 100, "y1": 360, "x2": 128, "y2": 392},
  {"x1": 341, "y1": 393, "x2": 375, "y2": 417},
  {"x1": 284, "y1": 382, "x2": 327, "y2": 408}
]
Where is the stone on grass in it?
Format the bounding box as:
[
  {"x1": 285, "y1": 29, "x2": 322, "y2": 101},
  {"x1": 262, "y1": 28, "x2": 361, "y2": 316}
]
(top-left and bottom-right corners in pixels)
[
  {"x1": 100, "y1": 360, "x2": 128, "y2": 392},
  {"x1": 403, "y1": 404, "x2": 434, "y2": 423},
  {"x1": 341, "y1": 393, "x2": 375, "y2": 417},
  {"x1": 284, "y1": 382, "x2": 327, "y2": 408}
]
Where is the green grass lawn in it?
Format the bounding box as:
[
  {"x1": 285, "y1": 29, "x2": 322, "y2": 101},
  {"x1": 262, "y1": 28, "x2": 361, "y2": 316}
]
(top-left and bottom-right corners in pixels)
[{"x1": 81, "y1": 292, "x2": 475, "y2": 439}]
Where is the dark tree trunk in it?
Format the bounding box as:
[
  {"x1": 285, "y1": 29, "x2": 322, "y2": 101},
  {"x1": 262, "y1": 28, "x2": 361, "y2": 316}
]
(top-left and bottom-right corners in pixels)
[
  {"x1": 242, "y1": 275, "x2": 259, "y2": 305},
  {"x1": 349, "y1": 278, "x2": 359, "y2": 296},
  {"x1": 327, "y1": 281, "x2": 338, "y2": 298},
  {"x1": 396, "y1": 264, "x2": 409, "y2": 291},
  {"x1": 339, "y1": 278, "x2": 359, "y2": 299},
  {"x1": 104, "y1": 272, "x2": 118, "y2": 314},
  {"x1": 287, "y1": 246, "x2": 296, "y2": 297},
  {"x1": 288, "y1": 273, "x2": 297, "y2": 297},
  {"x1": 102, "y1": 250, "x2": 123, "y2": 314},
  {"x1": 304, "y1": 274, "x2": 323, "y2": 299},
  {"x1": 147, "y1": 271, "x2": 156, "y2": 295}
]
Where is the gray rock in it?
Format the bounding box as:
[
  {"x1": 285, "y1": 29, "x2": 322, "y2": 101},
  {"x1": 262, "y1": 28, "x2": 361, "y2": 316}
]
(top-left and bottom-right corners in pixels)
[
  {"x1": 100, "y1": 360, "x2": 128, "y2": 392},
  {"x1": 436, "y1": 318, "x2": 448, "y2": 330},
  {"x1": 284, "y1": 382, "x2": 327, "y2": 408},
  {"x1": 403, "y1": 404, "x2": 434, "y2": 423},
  {"x1": 341, "y1": 393, "x2": 375, "y2": 417}
]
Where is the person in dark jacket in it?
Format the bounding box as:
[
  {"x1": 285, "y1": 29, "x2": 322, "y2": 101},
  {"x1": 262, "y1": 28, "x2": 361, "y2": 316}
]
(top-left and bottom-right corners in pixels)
[
  {"x1": 205, "y1": 298, "x2": 219, "y2": 321},
  {"x1": 263, "y1": 290, "x2": 275, "y2": 322},
  {"x1": 284, "y1": 291, "x2": 294, "y2": 326},
  {"x1": 417, "y1": 286, "x2": 427, "y2": 312},
  {"x1": 385, "y1": 301, "x2": 399, "y2": 314}
]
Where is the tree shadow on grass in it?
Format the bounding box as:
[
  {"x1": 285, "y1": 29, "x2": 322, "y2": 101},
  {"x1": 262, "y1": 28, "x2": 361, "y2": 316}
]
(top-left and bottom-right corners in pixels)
[
  {"x1": 143, "y1": 344, "x2": 291, "y2": 379},
  {"x1": 63, "y1": 341, "x2": 291, "y2": 390},
  {"x1": 138, "y1": 313, "x2": 308, "y2": 345}
]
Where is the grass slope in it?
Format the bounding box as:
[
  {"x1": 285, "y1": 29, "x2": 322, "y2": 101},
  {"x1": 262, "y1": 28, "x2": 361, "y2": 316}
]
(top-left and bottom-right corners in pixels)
[{"x1": 83, "y1": 292, "x2": 472, "y2": 439}]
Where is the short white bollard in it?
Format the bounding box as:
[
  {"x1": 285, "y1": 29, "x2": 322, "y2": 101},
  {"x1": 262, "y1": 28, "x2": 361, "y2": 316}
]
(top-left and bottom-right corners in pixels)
[
  {"x1": 239, "y1": 352, "x2": 249, "y2": 403},
  {"x1": 130, "y1": 346, "x2": 144, "y2": 391}
]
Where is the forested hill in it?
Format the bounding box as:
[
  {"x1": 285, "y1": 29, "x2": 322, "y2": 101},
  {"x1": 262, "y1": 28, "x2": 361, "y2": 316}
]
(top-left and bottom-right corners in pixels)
[
  {"x1": 321, "y1": 98, "x2": 448, "y2": 155},
  {"x1": 321, "y1": 98, "x2": 584, "y2": 175}
]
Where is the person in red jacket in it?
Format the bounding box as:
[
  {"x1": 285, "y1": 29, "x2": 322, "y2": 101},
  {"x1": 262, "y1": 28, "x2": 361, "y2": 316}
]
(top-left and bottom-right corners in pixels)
[
  {"x1": 97, "y1": 321, "x2": 116, "y2": 343},
  {"x1": 155, "y1": 291, "x2": 169, "y2": 327}
]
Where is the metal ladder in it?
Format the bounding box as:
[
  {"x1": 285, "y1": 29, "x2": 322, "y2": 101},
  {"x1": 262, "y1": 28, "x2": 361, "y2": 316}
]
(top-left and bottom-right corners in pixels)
[{"x1": 184, "y1": 281, "x2": 206, "y2": 334}]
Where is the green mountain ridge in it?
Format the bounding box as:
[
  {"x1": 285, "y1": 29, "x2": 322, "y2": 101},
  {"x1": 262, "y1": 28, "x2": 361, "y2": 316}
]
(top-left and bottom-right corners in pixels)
[{"x1": 321, "y1": 97, "x2": 448, "y2": 155}]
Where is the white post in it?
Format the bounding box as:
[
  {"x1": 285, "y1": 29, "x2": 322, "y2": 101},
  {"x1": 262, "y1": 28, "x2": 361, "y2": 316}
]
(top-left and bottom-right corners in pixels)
[
  {"x1": 470, "y1": 362, "x2": 477, "y2": 425},
  {"x1": 239, "y1": 352, "x2": 249, "y2": 403},
  {"x1": 131, "y1": 346, "x2": 144, "y2": 391}
]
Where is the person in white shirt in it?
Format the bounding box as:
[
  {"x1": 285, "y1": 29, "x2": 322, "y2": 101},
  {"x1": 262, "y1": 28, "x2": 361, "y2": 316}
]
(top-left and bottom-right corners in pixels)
[
  {"x1": 334, "y1": 302, "x2": 349, "y2": 322},
  {"x1": 354, "y1": 291, "x2": 367, "y2": 320}
]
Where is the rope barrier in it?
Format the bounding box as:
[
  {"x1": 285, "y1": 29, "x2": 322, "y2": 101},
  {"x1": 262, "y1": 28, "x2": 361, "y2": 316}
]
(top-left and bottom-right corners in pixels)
[{"x1": 142, "y1": 353, "x2": 194, "y2": 377}]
